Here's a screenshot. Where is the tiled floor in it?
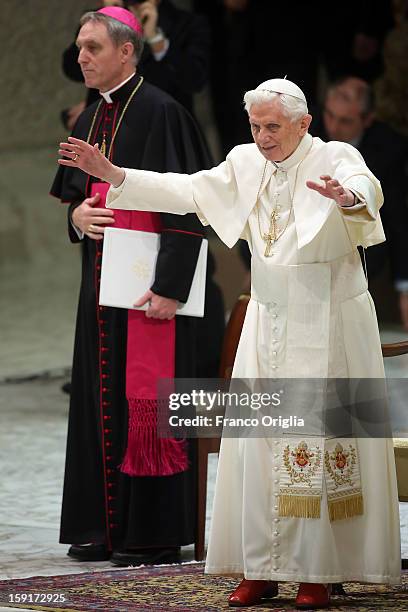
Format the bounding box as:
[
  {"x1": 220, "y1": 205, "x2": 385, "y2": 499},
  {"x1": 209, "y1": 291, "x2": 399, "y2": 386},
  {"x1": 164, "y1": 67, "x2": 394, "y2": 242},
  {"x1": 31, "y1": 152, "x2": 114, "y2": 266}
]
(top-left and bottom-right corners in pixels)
[
  {"x1": 0, "y1": 376, "x2": 217, "y2": 582},
  {"x1": 0, "y1": 261, "x2": 79, "y2": 382}
]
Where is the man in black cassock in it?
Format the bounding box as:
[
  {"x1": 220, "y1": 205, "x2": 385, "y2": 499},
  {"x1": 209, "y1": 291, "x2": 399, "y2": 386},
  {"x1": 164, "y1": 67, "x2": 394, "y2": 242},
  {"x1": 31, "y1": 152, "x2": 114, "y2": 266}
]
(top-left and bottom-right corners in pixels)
[{"x1": 51, "y1": 6, "x2": 211, "y2": 566}]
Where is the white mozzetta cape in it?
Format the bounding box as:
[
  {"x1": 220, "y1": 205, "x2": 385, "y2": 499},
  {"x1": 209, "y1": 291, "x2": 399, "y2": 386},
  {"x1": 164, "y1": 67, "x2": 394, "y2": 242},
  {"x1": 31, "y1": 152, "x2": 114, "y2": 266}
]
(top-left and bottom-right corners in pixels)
[{"x1": 107, "y1": 134, "x2": 385, "y2": 250}]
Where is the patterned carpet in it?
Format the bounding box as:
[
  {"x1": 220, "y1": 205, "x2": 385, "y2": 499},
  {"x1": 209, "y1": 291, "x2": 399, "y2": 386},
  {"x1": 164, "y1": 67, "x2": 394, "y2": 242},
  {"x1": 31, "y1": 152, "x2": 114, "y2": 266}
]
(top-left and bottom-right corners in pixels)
[{"x1": 0, "y1": 563, "x2": 407, "y2": 611}]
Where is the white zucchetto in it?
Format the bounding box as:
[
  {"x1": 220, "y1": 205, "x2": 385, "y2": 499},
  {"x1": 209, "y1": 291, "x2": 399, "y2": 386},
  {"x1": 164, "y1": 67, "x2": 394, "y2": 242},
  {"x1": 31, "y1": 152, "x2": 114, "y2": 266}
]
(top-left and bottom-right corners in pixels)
[{"x1": 255, "y1": 78, "x2": 307, "y2": 103}]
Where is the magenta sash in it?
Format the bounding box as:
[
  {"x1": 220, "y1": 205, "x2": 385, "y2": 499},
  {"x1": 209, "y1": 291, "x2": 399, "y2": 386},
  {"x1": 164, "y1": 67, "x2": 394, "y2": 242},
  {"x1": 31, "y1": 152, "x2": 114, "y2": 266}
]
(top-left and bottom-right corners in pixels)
[{"x1": 91, "y1": 182, "x2": 188, "y2": 476}]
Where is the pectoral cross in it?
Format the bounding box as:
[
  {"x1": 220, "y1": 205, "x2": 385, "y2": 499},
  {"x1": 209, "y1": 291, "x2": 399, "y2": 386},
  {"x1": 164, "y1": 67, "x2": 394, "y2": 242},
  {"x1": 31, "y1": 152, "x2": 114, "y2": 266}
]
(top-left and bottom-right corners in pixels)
[
  {"x1": 263, "y1": 210, "x2": 278, "y2": 257},
  {"x1": 100, "y1": 134, "x2": 107, "y2": 157}
]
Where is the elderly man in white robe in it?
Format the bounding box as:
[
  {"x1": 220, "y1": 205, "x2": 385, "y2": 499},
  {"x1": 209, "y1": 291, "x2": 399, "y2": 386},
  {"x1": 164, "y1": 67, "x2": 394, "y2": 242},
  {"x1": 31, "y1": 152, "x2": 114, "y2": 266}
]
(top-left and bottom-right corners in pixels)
[{"x1": 58, "y1": 78, "x2": 400, "y2": 610}]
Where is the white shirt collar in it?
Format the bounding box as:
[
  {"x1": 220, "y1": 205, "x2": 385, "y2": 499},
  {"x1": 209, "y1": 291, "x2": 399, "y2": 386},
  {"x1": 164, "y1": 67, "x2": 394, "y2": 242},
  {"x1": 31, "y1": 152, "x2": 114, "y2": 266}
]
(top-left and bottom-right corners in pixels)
[
  {"x1": 275, "y1": 133, "x2": 313, "y2": 172},
  {"x1": 100, "y1": 72, "x2": 136, "y2": 103}
]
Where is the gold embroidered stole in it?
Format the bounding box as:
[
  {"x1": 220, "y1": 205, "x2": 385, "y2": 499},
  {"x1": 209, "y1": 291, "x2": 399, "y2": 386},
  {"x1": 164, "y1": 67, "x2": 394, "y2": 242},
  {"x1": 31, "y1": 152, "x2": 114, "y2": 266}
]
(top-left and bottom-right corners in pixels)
[{"x1": 278, "y1": 437, "x2": 363, "y2": 521}]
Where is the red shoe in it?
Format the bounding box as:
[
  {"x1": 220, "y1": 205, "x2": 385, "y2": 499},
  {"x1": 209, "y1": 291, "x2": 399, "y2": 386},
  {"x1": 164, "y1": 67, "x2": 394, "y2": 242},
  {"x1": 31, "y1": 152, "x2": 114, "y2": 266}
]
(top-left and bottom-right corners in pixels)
[
  {"x1": 228, "y1": 579, "x2": 278, "y2": 607},
  {"x1": 295, "y1": 583, "x2": 331, "y2": 609}
]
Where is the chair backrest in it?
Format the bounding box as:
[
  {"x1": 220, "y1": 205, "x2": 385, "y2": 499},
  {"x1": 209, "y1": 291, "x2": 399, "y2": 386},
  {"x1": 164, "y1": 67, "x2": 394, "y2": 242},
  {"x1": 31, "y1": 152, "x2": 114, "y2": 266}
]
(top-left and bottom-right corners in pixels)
[
  {"x1": 219, "y1": 294, "x2": 250, "y2": 379},
  {"x1": 382, "y1": 342, "x2": 408, "y2": 358}
]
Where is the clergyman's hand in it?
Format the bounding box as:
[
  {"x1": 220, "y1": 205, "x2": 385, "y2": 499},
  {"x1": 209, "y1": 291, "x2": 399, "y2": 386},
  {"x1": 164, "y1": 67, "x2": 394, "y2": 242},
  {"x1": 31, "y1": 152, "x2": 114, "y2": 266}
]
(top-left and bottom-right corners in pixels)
[
  {"x1": 306, "y1": 175, "x2": 355, "y2": 207},
  {"x1": 134, "y1": 289, "x2": 178, "y2": 320},
  {"x1": 71, "y1": 193, "x2": 115, "y2": 241},
  {"x1": 58, "y1": 137, "x2": 125, "y2": 187}
]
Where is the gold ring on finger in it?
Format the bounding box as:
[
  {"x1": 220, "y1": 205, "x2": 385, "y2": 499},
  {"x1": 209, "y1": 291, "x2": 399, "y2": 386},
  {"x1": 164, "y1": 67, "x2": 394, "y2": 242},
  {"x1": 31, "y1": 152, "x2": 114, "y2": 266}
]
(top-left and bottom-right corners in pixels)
[{"x1": 73, "y1": 153, "x2": 79, "y2": 162}]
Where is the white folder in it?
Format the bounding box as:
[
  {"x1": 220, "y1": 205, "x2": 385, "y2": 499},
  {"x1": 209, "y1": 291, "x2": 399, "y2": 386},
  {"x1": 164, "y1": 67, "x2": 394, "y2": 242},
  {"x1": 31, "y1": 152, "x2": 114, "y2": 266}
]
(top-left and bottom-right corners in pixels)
[{"x1": 99, "y1": 227, "x2": 207, "y2": 317}]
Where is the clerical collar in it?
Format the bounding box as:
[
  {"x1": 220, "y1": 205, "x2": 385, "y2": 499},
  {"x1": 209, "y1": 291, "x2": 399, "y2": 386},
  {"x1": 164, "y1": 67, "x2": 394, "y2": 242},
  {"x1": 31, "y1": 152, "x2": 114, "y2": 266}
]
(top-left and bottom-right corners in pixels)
[
  {"x1": 274, "y1": 133, "x2": 313, "y2": 172},
  {"x1": 100, "y1": 72, "x2": 137, "y2": 103}
]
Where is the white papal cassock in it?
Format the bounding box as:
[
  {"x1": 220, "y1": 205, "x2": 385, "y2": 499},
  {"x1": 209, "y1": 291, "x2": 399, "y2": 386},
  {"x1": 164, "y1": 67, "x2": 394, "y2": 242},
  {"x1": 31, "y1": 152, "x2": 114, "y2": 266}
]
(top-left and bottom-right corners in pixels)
[{"x1": 106, "y1": 133, "x2": 401, "y2": 584}]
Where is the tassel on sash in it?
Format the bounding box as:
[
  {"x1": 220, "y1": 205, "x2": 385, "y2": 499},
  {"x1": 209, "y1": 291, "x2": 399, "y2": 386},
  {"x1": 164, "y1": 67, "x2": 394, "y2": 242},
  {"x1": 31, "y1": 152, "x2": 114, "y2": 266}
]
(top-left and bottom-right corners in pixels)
[
  {"x1": 120, "y1": 398, "x2": 188, "y2": 477},
  {"x1": 327, "y1": 494, "x2": 364, "y2": 522},
  {"x1": 279, "y1": 494, "x2": 321, "y2": 519}
]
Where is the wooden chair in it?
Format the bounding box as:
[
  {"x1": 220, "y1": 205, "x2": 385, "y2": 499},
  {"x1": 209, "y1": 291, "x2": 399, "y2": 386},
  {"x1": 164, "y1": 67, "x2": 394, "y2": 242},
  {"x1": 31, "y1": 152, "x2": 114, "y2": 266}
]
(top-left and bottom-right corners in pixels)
[
  {"x1": 194, "y1": 294, "x2": 250, "y2": 561},
  {"x1": 194, "y1": 294, "x2": 408, "y2": 562}
]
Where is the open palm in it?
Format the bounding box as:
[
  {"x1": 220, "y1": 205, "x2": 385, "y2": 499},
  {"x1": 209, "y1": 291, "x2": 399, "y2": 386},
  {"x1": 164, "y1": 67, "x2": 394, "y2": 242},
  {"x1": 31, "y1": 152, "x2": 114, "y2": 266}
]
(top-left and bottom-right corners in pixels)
[
  {"x1": 306, "y1": 175, "x2": 355, "y2": 207},
  {"x1": 57, "y1": 137, "x2": 124, "y2": 186}
]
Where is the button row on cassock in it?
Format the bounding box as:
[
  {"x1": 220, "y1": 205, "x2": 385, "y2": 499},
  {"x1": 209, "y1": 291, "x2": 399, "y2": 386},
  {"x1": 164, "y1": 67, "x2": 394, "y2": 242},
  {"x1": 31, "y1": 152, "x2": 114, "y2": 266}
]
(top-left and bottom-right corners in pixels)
[{"x1": 97, "y1": 285, "x2": 118, "y2": 532}]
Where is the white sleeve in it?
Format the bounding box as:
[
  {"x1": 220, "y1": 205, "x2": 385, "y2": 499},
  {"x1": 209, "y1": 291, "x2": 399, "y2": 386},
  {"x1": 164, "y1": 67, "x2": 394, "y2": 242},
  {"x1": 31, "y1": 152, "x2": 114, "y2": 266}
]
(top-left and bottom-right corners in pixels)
[
  {"x1": 106, "y1": 168, "x2": 196, "y2": 215},
  {"x1": 106, "y1": 148, "x2": 252, "y2": 248},
  {"x1": 330, "y1": 142, "x2": 383, "y2": 223},
  {"x1": 340, "y1": 178, "x2": 376, "y2": 219},
  {"x1": 328, "y1": 141, "x2": 385, "y2": 247},
  {"x1": 152, "y1": 38, "x2": 170, "y2": 61},
  {"x1": 336, "y1": 182, "x2": 373, "y2": 222},
  {"x1": 70, "y1": 219, "x2": 84, "y2": 240}
]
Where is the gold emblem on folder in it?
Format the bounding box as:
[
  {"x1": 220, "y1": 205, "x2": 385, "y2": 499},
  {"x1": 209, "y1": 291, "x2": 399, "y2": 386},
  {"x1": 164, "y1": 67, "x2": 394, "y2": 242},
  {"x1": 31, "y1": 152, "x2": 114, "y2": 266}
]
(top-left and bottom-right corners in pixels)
[{"x1": 132, "y1": 260, "x2": 152, "y2": 280}]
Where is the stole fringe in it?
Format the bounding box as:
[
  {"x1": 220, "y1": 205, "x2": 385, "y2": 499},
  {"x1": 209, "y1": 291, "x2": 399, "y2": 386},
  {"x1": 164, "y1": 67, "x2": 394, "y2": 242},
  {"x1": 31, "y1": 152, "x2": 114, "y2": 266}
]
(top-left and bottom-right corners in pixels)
[
  {"x1": 120, "y1": 398, "x2": 189, "y2": 477},
  {"x1": 279, "y1": 495, "x2": 321, "y2": 519},
  {"x1": 279, "y1": 493, "x2": 364, "y2": 521},
  {"x1": 328, "y1": 493, "x2": 364, "y2": 522}
]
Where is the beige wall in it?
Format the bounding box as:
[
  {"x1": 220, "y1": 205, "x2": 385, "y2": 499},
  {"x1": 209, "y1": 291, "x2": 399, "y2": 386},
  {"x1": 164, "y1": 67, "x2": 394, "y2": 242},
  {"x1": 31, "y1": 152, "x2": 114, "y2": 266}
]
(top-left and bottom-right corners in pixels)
[
  {"x1": 1, "y1": 0, "x2": 89, "y2": 153},
  {"x1": 0, "y1": 1, "x2": 91, "y2": 267}
]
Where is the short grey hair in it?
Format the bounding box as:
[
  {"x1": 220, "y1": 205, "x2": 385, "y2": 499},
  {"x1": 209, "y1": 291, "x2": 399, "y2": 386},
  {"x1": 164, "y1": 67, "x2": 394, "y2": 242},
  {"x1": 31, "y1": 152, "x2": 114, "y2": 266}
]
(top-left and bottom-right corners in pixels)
[
  {"x1": 243, "y1": 90, "x2": 308, "y2": 122},
  {"x1": 327, "y1": 77, "x2": 374, "y2": 117},
  {"x1": 80, "y1": 11, "x2": 144, "y2": 65}
]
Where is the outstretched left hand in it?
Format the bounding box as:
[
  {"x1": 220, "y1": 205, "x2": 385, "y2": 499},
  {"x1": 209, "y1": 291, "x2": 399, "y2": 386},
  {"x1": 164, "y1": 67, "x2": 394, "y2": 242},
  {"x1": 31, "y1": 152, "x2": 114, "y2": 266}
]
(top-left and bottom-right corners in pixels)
[
  {"x1": 306, "y1": 175, "x2": 355, "y2": 207},
  {"x1": 58, "y1": 137, "x2": 125, "y2": 187}
]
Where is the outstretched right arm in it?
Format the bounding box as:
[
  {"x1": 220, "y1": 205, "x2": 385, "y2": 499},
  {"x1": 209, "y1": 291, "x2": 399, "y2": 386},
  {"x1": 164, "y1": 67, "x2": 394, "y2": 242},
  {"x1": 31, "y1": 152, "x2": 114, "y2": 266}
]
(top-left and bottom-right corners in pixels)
[
  {"x1": 58, "y1": 136, "x2": 248, "y2": 248},
  {"x1": 58, "y1": 136, "x2": 202, "y2": 216}
]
